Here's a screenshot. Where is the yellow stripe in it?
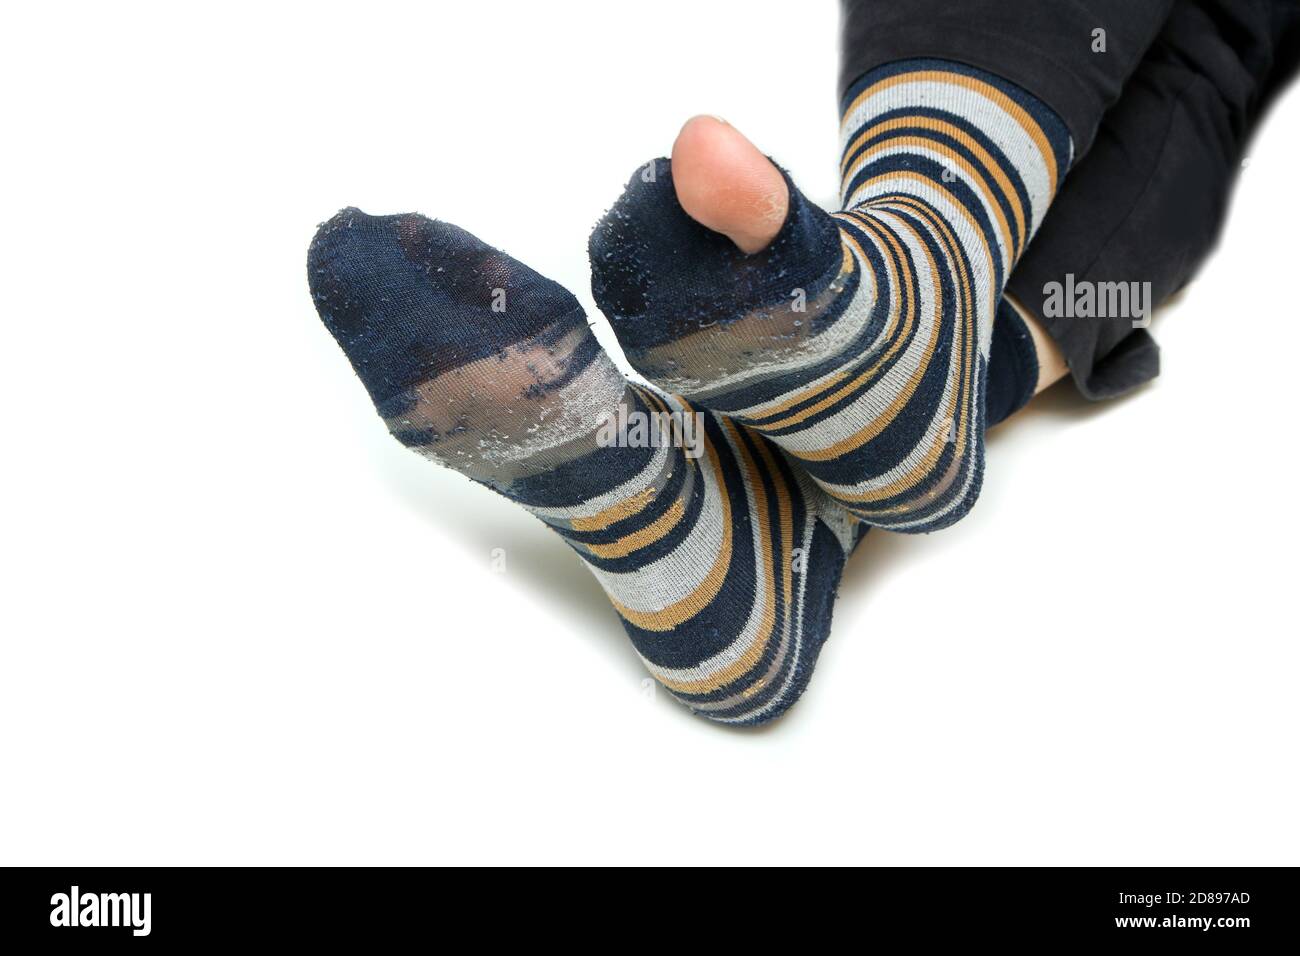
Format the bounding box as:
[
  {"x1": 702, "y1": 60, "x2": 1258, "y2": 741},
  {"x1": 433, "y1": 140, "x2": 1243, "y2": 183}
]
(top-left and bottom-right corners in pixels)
[
  {"x1": 570, "y1": 485, "x2": 656, "y2": 532},
  {"x1": 753, "y1": 436, "x2": 794, "y2": 640},
  {"x1": 584, "y1": 498, "x2": 685, "y2": 559}
]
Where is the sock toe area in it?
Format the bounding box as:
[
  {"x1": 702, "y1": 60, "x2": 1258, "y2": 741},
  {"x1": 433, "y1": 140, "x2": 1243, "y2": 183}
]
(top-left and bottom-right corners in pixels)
[
  {"x1": 308, "y1": 208, "x2": 585, "y2": 406},
  {"x1": 588, "y1": 160, "x2": 844, "y2": 355}
]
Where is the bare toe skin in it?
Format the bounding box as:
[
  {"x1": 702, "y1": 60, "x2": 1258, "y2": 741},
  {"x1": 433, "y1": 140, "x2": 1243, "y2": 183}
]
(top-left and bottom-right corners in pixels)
[{"x1": 670, "y1": 115, "x2": 790, "y2": 254}]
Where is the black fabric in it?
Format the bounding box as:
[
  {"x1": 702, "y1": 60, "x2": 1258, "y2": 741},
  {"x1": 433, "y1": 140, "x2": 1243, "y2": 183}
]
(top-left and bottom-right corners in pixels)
[
  {"x1": 839, "y1": 0, "x2": 1174, "y2": 155},
  {"x1": 840, "y1": 0, "x2": 1300, "y2": 400},
  {"x1": 1008, "y1": 0, "x2": 1300, "y2": 398}
]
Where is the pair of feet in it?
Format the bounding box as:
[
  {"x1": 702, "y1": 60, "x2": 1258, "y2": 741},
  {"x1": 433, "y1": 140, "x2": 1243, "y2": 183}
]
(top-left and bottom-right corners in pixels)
[{"x1": 309, "y1": 60, "x2": 1071, "y2": 724}]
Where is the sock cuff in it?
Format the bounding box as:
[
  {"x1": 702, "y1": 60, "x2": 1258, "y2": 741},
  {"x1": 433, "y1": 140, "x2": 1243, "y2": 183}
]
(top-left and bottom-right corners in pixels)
[{"x1": 986, "y1": 299, "x2": 1040, "y2": 426}]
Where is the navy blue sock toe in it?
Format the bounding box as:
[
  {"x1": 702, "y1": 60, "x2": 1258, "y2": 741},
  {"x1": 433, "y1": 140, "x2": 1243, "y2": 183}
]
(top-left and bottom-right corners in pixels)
[
  {"x1": 309, "y1": 208, "x2": 585, "y2": 407},
  {"x1": 589, "y1": 159, "x2": 843, "y2": 355}
]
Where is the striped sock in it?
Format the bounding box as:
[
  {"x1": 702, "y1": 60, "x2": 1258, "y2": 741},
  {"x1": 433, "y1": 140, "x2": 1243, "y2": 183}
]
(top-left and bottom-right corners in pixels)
[
  {"x1": 308, "y1": 209, "x2": 862, "y2": 725},
  {"x1": 590, "y1": 59, "x2": 1072, "y2": 531}
]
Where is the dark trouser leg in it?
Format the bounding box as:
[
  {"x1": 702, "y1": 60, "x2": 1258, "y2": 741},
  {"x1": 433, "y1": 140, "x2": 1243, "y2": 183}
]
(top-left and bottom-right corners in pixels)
[
  {"x1": 1005, "y1": 0, "x2": 1300, "y2": 398},
  {"x1": 838, "y1": 0, "x2": 1177, "y2": 155}
]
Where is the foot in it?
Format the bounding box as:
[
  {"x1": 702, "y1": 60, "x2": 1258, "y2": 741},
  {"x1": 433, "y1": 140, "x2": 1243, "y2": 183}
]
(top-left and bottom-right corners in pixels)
[
  {"x1": 308, "y1": 209, "x2": 858, "y2": 725},
  {"x1": 590, "y1": 59, "x2": 1072, "y2": 533}
]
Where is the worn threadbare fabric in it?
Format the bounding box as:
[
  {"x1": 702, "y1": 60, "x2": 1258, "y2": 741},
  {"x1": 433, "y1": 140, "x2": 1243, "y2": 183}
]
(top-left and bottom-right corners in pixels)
[
  {"x1": 591, "y1": 59, "x2": 1072, "y2": 532},
  {"x1": 308, "y1": 209, "x2": 862, "y2": 725}
]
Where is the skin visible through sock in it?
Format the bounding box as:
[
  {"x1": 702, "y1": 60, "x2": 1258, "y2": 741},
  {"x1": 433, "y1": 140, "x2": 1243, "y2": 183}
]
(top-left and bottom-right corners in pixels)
[
  {"x1": 673, "y1": 116, "x2": 1069, "y2": 396},
  {"x1": 590, "y1": 60, "x2": 1074, "y2": 531},
  {"x1": 308, "y1": 209, "x2": 860, "y2": 725}
]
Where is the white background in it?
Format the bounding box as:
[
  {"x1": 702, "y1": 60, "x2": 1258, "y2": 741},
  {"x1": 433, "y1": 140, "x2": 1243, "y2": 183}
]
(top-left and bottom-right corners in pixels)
[{"x1": 3, "y1": 1, "x2": 1297, "y2": 866}]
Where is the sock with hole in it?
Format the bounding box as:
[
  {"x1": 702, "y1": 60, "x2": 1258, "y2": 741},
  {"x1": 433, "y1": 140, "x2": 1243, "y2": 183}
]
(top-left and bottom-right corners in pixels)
[
  {"x1": 591, "y1": 59, "x2": 1071, "y2": 532},
  {"x1": 308, "y1": 209, "x2": 861, "y2": 725}
]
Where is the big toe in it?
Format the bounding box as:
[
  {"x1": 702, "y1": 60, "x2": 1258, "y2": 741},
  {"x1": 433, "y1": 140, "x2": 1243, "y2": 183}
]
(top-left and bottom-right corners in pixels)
[{"x1": 671, "y1": 115, "x2": 789, "y2": 254}]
